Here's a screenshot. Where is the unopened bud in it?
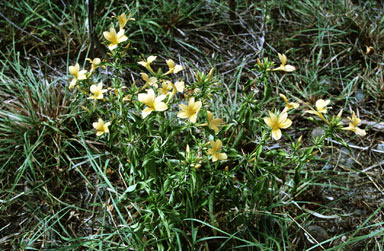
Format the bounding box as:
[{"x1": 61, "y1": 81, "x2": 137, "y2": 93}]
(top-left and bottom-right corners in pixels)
[
  {"x1": 207, "y1": 68, "x2": 214, "y2": 80},
  {"x1": 336, "y1": 109, "x2": 343, "y2": 119},
  {"x1": 297, "y1": 135, "x2": 303, "y2": 145},
  {"x1": 196, "y1": 72, "x2": 201, "y2": 82},
  {"x1": 186, "y1": 144, "x2": 190, "y2": 157}
]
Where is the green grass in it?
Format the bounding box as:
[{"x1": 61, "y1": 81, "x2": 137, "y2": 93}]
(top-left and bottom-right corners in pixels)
[{"x1": 1, "y1": 0, "x2": 384, "y2": 250}]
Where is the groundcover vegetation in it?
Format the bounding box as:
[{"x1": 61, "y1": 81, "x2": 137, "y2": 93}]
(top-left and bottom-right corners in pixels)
[{"x1": 0, "y1": 0, "x2": 384, "y2": 250}]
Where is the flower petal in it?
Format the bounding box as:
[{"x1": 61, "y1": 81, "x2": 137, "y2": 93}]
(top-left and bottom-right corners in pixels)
[
  {"x1": 166, "y1": 59, "x2": 175, "y2": 69},
  {"x1": 103, "y1": 28, "x2": 116, "y2": 42},
  {"x1": 178, "y1": 104, "x2": 188, "y2": 112},
  {"x1": 69, "y1": 64, "x2": 79, "y2": 76},
  {"x1": 214, "y1": 139, "x2": 222, "y2": 151},
  {"x1": 141, "y1": 73, "x2": 149, "y2": 81},
  {"x1": 279, "y1": 118, "x2": 292, "y2": 129},
  {"x1": 278, "y1": 112, "x2": 288, "y2": 123},
  {"x1": 272, "y1": 129, "x2": 282, "y2": 140},
  {"x1": 193, "y1": 101, "x2": 202, "y2": 112},
  {"x1": 174, "y1": 65, "x2": 183, "y2": 73},
  {"x1": 189, "y1": 113, "x2": 197, "y2": 123},
  {"x1": 280, "y1": 94, "x2": 288, "y2": 103},
  {"x1": 108, "y1": 43, "x2": 118, "y2": 51},
  {"x1": 283, "y1": 64, "x2": 296, "y2": 72},
  {"x1": 147, "y1": 56, "x2": 157, "y2": 63},
  {"x1": 264, "y1": 117, "x2": 274, "y2": 128},
  {"x1": 177, "y1": 110, "x2": 189, "y2": 119},
  {"x1": 154, "y1": 102, "x2": 168, "y2": 111},
  {"x1": 142, "y1": 107, "x2": 153, "y2": 118},
  {"x1": 175, "y1": 81, "x2": 184, "y2": 92},
  {"x1": 69, "y1": 79, "x2": 77, "y2": 90},
  {"x1": 217, "y1": 152, "x2": 227, "y2": 161},
  {"x1": 278, "y1": 53, "x2": 287, "y2": 65},
  {"x1": 155, "y1": 95, "x2": 166, "y2": 103},
  {"x1": 355, "y1": 127, "x2": 366, "y2": 136}
]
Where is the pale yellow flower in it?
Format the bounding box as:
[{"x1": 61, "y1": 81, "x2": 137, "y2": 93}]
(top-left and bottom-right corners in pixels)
[
  {"x1": 306, "y1": 99, "x2": 330, "y2": 123},
  {"x1": 141, "y1": 73, "x2": 158, "y2": 88},
  {"x1": 272, "y1": 53, "x2": 296, "y2": 72},
  {"x1": 158, "y1": 80, "x2": 173, "y2": 95},
  {"x1": 314, "y1": 99, "x2": 330, "y2": 113},
  {"x1": 93, "y1": 118, "x2": 111, "y2": 136},
  {"x1": 207, "y1": 111, "x2": 223, "y2": 134},
  {"x1": 264, "y1": 110, "x2": 292, "y2": 140},
  {"x1": 103, "y1": 27, "x2": 128, "y2": 51},
  {"x1": 207, "y1": 139, "x2": 227, "y2": 162},
  {"x1": 138, "y1": 56, "x2": 157, "y2": 73},
  {"x1": 280, "y1": 94, "x2": 299, "y2": 112},
  {"x1": 342, "y1": 112, "x2": 366, "y2": 136},
  {"x1": 174, "y1": 81, "x2": 185, "y2": 93},
  {"x1": 138, "y1": 89, "x2": 168, "y2": 118},
  {"x1": 86, "y1": 58, "x2": 104, "y2": 73},
  {"x1": 163, "y1": 81, "x2": 185, "y2": 103},
  {"x1": 69, "y1": 63, "x2": 87, "y2": 90},
  {"x1": 117, "y1": 13, "x2": 135, "y2": 30},
  {"x1": 177, "y1": 97, "x2": 202, "y2": 123},
  {"x1": 164, "y1": 59, "x2": 183, "y2": 75},
  {"x1": 87, "y1": 82, "x2": 107, "y2": 100}
]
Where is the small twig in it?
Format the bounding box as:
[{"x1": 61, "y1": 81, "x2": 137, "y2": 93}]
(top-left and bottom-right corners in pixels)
[
  {"x1": 325, "y1": 138, "x2": 384, "y2": 154},
  {"x1": 286, "y1": 214, "x2": 326, "y2": 250},
  {"x1": 362, "y1": 160, "x2": 384, "y2": 173},
  {"x1": 0, "y1": 11, "x2": 44, "y2": 43}
]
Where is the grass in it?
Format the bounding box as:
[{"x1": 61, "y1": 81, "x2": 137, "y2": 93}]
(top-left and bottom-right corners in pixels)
[{"x1": 1, "y1": 0, "x2": 384, "y2": 250}]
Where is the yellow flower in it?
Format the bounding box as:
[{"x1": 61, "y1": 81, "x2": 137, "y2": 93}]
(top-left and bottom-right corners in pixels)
[
  {"x1": 272, "y1": 53, "x2": 296, "y2": 72},
  {"x1": 138, "y1": 56, "x2": 157, "y2": 73},
  {"x1": 86, "y1": 58, "x2": 104, "y2": 73},
  {"x1": 164, "y1": 59, "x2": 183, "y2": 75},
  {"x1": 93, "y1": 118, "x2": 111, "y2": 136},
  {"x1": 117, "y1": 13, "x2": 135, "y2": 30},
  {"x1": 342, "y1": 112, "x2": 366, "y2": 136},
  {"x1": 141, "y1": 73, "x2": 158, "y2": 88},
  {"x1": 280, "y1": 94, "x2": 299, "y2": 112},
  {"x1": 207, "y1": 139, "x2": 227, "y2": 162},
  {"x1": 103, "y1": 27, "x2": 128, "y2": 51},
  {"x1": 207, "y1": 111, "x2": 223, "y2": 134},
  {"x1": 69, "y1": 63, "x2": 87, "y2": 90},
  {"x1": 264, "y1": 110, "x2": 292, "y2": 140},
  {"x1": 162, "y1": 81, "x2": 185, "y2": 103},
  {"x1": 87, "y1": 82, "x2": 107, "y2": 100},
  {"x1": 306, "y1": 99, "x2": 330, "y2": 123},
  {"x1": 158, "y1": 80, "x2": 173, "y2": 95},
  {"x1": 177, "y1": 97, "x2": 202, "y2": 123},
  {"x1": 138, "y1": 89, "x2": 168, "y2": 118},
  {"x1": 314, "y1": 99, "x2": 330, "y2": 113},
  {"x1": 174, "y1": 81, "x2": 185, "y2": 93}
]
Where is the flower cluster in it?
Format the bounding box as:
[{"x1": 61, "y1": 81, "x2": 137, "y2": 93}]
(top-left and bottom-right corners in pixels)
[
  {"x1": 67, "y1": 13, "x2": 134, "y2": 136},
  {"x1": 136, "y1": 55, "x2": 226, "y2": 162},
  {"x1": 263, "y1": 93, "x2": 366, "y2": 141},
  {"x1": 103, "y1": 13, "x2": 133, "y2": 51},
  {"x1": 68, "y1": 13, "x2": 369, "y2": 173}
]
